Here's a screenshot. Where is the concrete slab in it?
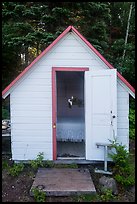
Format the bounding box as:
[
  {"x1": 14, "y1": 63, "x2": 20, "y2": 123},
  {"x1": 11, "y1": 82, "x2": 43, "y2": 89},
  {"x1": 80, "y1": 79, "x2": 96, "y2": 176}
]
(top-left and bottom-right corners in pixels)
[{"x1": 30, "y1": 168, "x2": 96, "y2": 196}]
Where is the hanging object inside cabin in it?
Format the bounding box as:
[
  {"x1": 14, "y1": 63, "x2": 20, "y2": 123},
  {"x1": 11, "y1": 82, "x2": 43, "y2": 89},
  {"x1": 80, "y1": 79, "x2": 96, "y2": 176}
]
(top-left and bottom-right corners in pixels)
[
  {"x1": 68, "y1": 96, "x2": 74, "y2": 108},
  {"x1": 68, "y1": 96, "x2": 84, "y2": 108}
]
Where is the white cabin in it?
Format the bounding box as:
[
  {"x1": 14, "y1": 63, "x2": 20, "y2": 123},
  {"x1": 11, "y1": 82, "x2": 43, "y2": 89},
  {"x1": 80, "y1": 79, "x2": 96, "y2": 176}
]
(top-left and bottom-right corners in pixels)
[{"x1": 2, "y1": 26, "x2": 135, "y2": 162}]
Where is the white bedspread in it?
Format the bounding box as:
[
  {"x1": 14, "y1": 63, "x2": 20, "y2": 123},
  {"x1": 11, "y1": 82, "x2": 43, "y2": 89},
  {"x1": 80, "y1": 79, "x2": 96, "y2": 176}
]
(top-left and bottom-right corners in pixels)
[{"x1": 57, "y1": 117, "x2": 85, "y2": 142}]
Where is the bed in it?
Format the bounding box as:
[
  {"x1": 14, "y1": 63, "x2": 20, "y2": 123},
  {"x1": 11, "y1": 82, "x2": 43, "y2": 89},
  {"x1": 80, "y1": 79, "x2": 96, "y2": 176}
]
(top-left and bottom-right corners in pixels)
[{"x1": 56, "y1": 117, "x2": 85, "y2": 142}]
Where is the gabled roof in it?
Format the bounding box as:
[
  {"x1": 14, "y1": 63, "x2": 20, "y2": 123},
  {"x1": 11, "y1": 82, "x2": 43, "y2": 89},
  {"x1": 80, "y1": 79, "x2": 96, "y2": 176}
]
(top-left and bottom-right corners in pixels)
[{"x1": 2, "y1": 25, "x2": 135, "y2": 98}]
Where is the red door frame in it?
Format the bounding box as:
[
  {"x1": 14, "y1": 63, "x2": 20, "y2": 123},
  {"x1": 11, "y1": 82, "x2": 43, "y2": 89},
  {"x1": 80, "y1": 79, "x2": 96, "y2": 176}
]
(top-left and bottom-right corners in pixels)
[{"x1": 52, "y1": 67, "x2": 89, "y2": 160}]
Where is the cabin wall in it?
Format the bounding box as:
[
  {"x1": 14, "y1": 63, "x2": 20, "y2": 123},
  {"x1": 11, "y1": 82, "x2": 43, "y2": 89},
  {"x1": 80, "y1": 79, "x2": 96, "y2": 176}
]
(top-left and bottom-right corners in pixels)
[
  {"x1": 10, "y1": 71, "x2": 52, "y2": 160},
  {"x1": 10, "y1": 32, "x2": 129, "y2": 161},
  {"x1": 117, "y1": 82, "x2": 129, "y2": 150}
]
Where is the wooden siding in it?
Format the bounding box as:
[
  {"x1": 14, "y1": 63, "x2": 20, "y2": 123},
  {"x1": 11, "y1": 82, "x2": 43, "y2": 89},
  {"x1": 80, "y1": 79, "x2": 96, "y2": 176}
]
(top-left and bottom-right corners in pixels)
[
  {"x1": 117, "y1": 82, "x2": 129, "y2": 150},
  {"x1": 10, "y1": 32, "x2": 129, "y2": 161}
]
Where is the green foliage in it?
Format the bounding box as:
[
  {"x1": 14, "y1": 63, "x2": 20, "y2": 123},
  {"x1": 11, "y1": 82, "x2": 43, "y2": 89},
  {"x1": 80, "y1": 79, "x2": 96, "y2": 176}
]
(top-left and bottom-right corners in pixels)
[
  {"x1": 74, "y1": 191, "x2": 116, "y2": 202},
  {"x1": 2, "y1": 107, "x2": 10, "y2": 119},
  {"x1": 32, "y1": 187, "x2": 46, "y2": 202},
  {"x1": 8, "y1": 163, "x2": 24, "y2": 176},
  {"x1": 129, "y1": 108, "x2": 135, "y2": 140},
  {"x1": 29, "y1": 152, "x2": 44, "y2": 170},
  {"x1": 130, "y1": 96, "x2": 135, "y2": 109},
  {"x1": 100, "y1": 189, "x2": 116, "y2": 202},
  {"x1": 2, "y1": 2, "x2": 135, "y2": 90},
  {"x1": 44, "y1": 160, "x2": 54, "y2": 168},
  {"x1": 109, "y1": 140, "x2": 135, "y2": 187},
  {"x1": 129, "y1": 128, "x2": 135, "y2": 140},
  {"x1": 74, "y1": 194, "x2": 98, "y2": 202},
  {"x1": 2, "y1": 160, "x2": 9, "y2": 170},
  {"x1": 114, "y1": 174, "x2": 134, "y2": 187}
]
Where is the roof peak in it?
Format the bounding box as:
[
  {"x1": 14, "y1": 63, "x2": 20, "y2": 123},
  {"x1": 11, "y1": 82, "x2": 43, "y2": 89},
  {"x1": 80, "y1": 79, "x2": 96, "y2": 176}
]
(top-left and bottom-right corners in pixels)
[{"x1": 2, "y1": 25, "x2": 135, "y2": 98}]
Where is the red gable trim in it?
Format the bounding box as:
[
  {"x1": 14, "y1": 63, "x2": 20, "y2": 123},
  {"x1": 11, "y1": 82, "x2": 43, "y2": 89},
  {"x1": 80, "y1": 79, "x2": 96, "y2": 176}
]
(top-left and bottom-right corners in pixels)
[
  {"x1": 117, "y1": 72, "x2": 135, "y2": 93},
  {"x1": 2, "y1": 25, "x2": 135, "y2": 97},
  {"x1": 71, "y1": 26, "x2": 135, "y2": 94},
  {"x1": 2, "y1": 26, "x2": 72, "y2": 97}
]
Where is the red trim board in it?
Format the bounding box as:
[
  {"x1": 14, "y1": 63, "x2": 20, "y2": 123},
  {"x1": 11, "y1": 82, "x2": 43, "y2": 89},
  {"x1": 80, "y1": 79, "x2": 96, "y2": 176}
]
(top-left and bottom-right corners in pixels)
[
  {"x1": 71, "y1": 26, "x2": 135, "y2": 94},
  {"x1": 52, "y1": 67, "x2": 89, "y2": 160}
]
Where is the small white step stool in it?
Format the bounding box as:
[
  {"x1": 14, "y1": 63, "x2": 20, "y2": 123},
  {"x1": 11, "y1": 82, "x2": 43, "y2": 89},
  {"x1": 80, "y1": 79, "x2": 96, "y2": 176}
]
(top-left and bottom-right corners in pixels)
[{"x1": 95, "y1": 143, "x2": 112, "y2": 175}]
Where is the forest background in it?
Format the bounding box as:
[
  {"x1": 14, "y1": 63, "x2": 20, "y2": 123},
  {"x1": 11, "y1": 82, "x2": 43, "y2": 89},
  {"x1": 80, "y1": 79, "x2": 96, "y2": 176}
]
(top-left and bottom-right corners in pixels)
[{"x1": 2, "y1": 2, "x2": 135, "y2": 115}]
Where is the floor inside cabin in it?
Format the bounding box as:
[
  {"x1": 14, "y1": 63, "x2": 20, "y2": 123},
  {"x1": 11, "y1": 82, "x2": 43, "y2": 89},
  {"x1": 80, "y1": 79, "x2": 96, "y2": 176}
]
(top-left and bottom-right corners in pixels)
[{"x1": 57, "y1": 141, "x2": 85, "y2": 158}]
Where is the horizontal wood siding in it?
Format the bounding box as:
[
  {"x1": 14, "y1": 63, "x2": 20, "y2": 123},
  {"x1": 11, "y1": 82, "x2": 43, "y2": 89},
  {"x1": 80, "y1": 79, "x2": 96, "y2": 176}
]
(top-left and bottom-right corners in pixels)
[
  {"x1": 10, "y1": 69, "x2": 52, "y2": 160},
  {"x1": 36, "y1": 33, "x2": 108, "y2": 69},
  {"x1": 117, "y1": 82, "x2": 129, "y2": 150},
  {"x1": 10, "y1": 32, "x2": 129, "y2": 160}
]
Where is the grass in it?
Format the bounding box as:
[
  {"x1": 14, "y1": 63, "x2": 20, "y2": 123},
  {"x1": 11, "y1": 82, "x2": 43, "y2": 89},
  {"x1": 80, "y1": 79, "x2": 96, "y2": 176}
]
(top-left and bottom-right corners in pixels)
[
  {"x1": 32, "y1": 187, "x2": 46, "y2": 202},
  {"x1": 73, "y1": 193, "x2": 98, "y2": 202}
]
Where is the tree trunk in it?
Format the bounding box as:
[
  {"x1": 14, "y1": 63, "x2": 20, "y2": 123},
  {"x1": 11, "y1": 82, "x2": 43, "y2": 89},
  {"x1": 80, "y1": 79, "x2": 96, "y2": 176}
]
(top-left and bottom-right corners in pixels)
[
  {"x1": 122, "y1": 2, "x2": 133, "y2": 62},
  {"x1": 25, "y1": 46, "x2": 29, "y2": 67}
]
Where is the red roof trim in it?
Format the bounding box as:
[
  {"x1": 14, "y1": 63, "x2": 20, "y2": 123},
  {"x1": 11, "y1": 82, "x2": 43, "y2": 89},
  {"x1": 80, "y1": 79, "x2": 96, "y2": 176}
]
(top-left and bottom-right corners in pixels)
[
  {"x1": 71, "y1": 26, "x2": 114, "y2": 69},
  {"x1": 71, "y1": 26, "x2": 135, "y2": 94},
  {"x1": 117, "y1": 72, "x2": 135, "y2": 93},
  {"x1": 2, "y1": 26, "x2": 72, "y2": 96},
  {"x1": 2, "y1": 25, "x2": 135, "y2": 97}
]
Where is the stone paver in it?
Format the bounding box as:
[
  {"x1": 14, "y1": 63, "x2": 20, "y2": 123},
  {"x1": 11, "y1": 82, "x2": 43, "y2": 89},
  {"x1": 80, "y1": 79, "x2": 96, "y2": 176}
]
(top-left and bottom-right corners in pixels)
[{"x1": 30, "y1": 168, "x2": 96, "y2": 196}]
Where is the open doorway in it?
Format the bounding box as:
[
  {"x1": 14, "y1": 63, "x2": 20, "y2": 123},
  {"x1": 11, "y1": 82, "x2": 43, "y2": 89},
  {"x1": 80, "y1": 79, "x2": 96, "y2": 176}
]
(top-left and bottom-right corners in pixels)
[{"x1": 56, "y1": 71, "x2": 85, "y2": 158}]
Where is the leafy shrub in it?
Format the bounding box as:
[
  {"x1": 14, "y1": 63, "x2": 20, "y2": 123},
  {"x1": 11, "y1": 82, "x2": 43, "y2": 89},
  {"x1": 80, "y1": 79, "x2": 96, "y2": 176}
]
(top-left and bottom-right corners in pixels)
[
  {"x1": 114, "y1": 174, "x2": 134, "y2": 187},
  {"x1": 129, "y1": 108, "x2": 135, "y2": 140},
  {"x1": 109, "y1": 140, "x2": 135, "y2": 187},
  {"x1": 29, "y1": 152, "x2": 44, "y2": 170},
  {"x1": 32, "y1": 187, "x2": 46, "y2": 202},
  {"x1": 8, "y1": 163, "x2": 24, "y2": 176},
  {"x1": 100, "y1": 189, "x2": 116, "y2": 202}
]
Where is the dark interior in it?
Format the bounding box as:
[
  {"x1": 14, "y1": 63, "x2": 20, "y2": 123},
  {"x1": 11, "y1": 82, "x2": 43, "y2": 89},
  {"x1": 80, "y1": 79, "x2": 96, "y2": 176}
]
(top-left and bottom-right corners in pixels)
[{"x1": 56, "y1": 71, "x2": 85, "y2": 158}]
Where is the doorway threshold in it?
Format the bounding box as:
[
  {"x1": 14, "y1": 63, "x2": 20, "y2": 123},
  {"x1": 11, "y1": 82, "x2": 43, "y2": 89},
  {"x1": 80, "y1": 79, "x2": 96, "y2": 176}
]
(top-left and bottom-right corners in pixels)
[
  {"x1": 55, "y1": 157, "x2": 95, "y2": 164},
  {"x1": 57, "y1": 157, "x2": 85, "y2": 160}
]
